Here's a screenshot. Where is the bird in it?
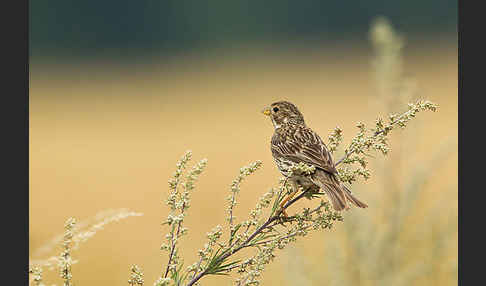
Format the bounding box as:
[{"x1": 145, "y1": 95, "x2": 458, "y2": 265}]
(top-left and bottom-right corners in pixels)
[{"x1": 262, "y1": 100, "x2": 367, "y2": 213}]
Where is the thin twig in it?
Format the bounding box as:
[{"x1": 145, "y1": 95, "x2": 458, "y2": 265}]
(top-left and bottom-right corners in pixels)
[
  {"x1": 335, "y1": 129, "x2": 384, "y2": 166},
  {"x1": 335, "y1": 106, "x2": 428, "y2": 166},
  {"x1": 191, "y1": 256, "x2": 204, "y2": 280},
  {"x1": 164, "y1": 201, "x2": 186, "y2": 278}
]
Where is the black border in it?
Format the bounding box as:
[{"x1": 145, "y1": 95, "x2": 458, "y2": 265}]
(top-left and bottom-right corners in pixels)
[
  {"x1": 458, "y1": 0, "x2": 478, "y2": 284},
  {"x1": 2, "y1": 0, "x2": 29, "y2": 281}
]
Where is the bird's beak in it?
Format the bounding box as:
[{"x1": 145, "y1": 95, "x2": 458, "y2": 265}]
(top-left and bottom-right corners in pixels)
[{"x1": 262, "y1": 107, "x2": 271, "y2": 116}]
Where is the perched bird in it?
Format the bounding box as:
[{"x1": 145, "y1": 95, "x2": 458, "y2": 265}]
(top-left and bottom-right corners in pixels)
[{"x1": 262, "y1": 101, "x2": 367, "y2": 212}]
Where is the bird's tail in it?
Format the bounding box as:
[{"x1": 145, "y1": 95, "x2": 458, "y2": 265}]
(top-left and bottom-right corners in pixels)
[
  {"x1": 342, "y1": 184, "x2": 368, "y2": 209},
  {"x1": 314, "y1": 170, "x2": 367, "y2": 211}
]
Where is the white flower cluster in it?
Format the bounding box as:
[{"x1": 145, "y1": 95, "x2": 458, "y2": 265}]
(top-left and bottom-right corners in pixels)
[
  {"x1": 195, "y1": 225, "x2": 223, "y2": 267},
  {"x1": 167, "y1": 151, "x2": 192, "y2": 211},
  {"x1": 249, "y1": 189, "x2": 276, "y2": 226},
  {"x1": 28, "y1": 265, "x2": 45, "y2": 286},
  {"x1": 161, "y1": 151, "x2": 208, "y2": 281},
  {"x1": 327, "y1": 126, "x2": 343, "y2": 154},
  {"x1": 153, "y1": 277, "x2": 172, "y2": 286},
  {"x1": 284, "y1": 162, "x2": 316, "y2": 178},
  {"x1": 334, "y1": 100, "x2": 438, "y2": 185},
  {"x1": 58, "y1": 217, "x2": 76, "y2": 286},
  {"x1": 236, "y1": 242, "x2": 276, "y2": 286},
  {"x1": 128, "y1": 265, "x2": 144, "y2": 286},
  {"x1": 227, "y1": 161, "x2": 263, "y2": 227}
]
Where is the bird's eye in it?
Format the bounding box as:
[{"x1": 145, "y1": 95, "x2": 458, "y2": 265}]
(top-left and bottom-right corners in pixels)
[{"x1": 273, "y1": 107, "x2": 279, "y2": 112}]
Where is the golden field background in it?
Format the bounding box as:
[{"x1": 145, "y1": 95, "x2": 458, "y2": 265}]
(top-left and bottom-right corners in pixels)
[{"x1": 29, "y1": 43, "x2": 457, "y2": 285}]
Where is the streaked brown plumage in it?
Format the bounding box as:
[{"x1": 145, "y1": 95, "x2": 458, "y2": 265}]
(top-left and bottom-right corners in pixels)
[{"x1": 262, "y1": 101, "x2": 367, "y2": 211}]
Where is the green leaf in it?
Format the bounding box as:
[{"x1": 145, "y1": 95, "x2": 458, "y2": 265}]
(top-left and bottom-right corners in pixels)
[
  {"x1": 207, "y1": 259, "x2": 242, "y2": 275},
  {"x1": 229, "y1": 223, "x2": 242, "y2": 245},
  {"x1": 271, "y1": 187, "x2": 286, "y2": 216}
]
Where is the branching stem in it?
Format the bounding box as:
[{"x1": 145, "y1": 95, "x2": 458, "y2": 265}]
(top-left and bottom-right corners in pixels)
[{"x1": 186, "y1": 187, "x2": 314, "y2": 286}]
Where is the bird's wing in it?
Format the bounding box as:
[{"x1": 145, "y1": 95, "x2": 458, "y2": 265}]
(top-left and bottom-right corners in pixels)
[{"x1": 271, "y1": 126, "x2": 337, "y2": 174}]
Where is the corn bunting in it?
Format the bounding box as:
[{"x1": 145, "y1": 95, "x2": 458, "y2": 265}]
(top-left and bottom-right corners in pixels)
[{"x1": 262, "y1": 101, "x2": 367, "y2": 212}]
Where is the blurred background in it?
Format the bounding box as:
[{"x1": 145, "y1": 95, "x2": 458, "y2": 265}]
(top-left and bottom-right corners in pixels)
[{"x1": 29, "y1": 1, "x2": 457, "y2": 285}]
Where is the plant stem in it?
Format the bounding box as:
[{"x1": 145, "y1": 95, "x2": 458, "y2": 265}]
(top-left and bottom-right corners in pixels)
[
  {"x1": 164, "y1": 202, "x2": 186, "y2": 278},
  {"x1": 335, "y1": 106, "x2": 426, "y2": 166},
  {"x1": 185, "y1": 188, "x2": 313, "y2": 286}
]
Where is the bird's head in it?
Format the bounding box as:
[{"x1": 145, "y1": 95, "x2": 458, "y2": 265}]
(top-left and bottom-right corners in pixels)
[{"x1": 262, "y1": 101, "x2": 305, "y2": 129}]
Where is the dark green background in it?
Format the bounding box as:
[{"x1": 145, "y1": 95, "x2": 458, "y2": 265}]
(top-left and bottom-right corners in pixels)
[{"x1": 30, "y1": 0, "x2": 457, "y2": 59}]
